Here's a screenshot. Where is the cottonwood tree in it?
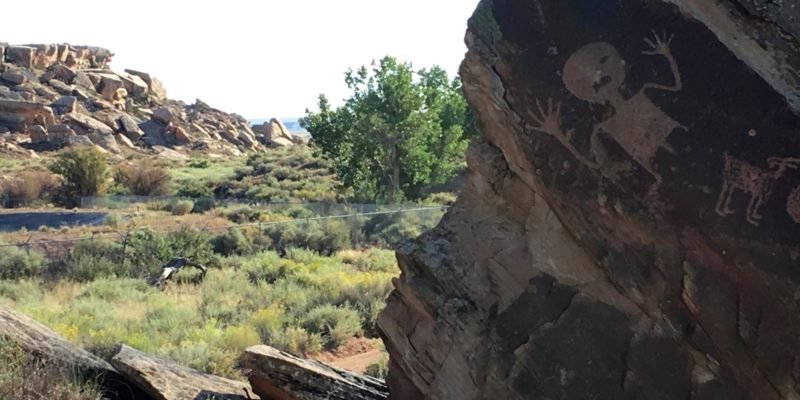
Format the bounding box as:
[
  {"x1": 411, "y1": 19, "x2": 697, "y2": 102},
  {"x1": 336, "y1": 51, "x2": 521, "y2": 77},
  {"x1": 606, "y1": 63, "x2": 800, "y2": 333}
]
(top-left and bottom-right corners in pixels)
[{"x1": 301, "y1": 57, "x2": 475, "y2": 202}]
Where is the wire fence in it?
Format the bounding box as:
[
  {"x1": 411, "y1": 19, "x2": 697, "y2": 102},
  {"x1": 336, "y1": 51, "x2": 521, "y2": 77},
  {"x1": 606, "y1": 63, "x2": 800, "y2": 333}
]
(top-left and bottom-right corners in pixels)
[{"x1": 0, "y1": 205, "x2": 448, "y2": 258}]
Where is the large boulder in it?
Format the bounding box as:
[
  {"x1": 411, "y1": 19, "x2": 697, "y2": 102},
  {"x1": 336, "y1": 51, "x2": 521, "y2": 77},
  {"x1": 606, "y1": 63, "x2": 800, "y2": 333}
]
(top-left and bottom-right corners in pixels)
[
  {"x1": 73, "y1": 71, "x2": 94, "y2": 91},
  {"x1": 139, "y1": 119, "x2": 168, "y2": 146},
  {"x1": 0, "y1": 99, "x2": 56, "y2": 132},
  {"x1": 89, "y1": 131, "x2": 121, "y2": 153},
  {"x1": 152, "y1": 106, "x2": 174, "y2": 124},
  {"x1": 117, "y1": 114, "x2": 144, "y2": 141},
  {"x1": 51, "y1": 95, "x2": 77, "y2": 114},
  {"x1": 117, "y1": 71, "x2": 148, "y2": 99},
  {"x1": 111, "y1": 345, "x2": 257, "y2": 400},
  {"x1": 47, "y1": 123, "x2": 77, "y2": 145},
  {"x1": 240, "y1": 345, "x2": 388, "y2": 400},
  {"x1": 62, "y1": 112, "x2": 115, "y2": 135},
  {"x1": 92, "y1": 73, "x2": 124, "y2": 101},
  {"x1": 5, "y1": 46, "x2": 34, "y2": 68},
  {"x1": 379, "y1": 1, "x2": 800, "y2": 399},
  {"x1": 1, "y1": 69, "x2": 27, "y2": 85},
  {"x1": 65, "y1": 134, "x2": 94, "y2": 148},
  {"x1": 49, "y1": 63, "x2": 76, "y2": 84},
  {"x1": 124, "y1": 69, "x2": 167, "y2": 101},
  {"x1": 267, "y1": 118, "x2": 294, "y2": 142},
  {"x1": 29, "y1": 124, "x2": 48, "y2": 143},
  {"x1": 48, "y1": 79, "x2": 75, "y2": 96},
  {"x1": 0, "y1": 305, "x2": 144, "y2": 400}
]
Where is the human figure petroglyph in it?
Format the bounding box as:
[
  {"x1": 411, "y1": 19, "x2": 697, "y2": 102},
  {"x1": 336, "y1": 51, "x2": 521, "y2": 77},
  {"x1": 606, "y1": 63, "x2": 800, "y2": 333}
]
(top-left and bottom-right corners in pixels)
[
  {"x1": 529, "y1": 32, "x2": 686, "y2": 185},
  {"x1": 787, "y1": 185, "x2": 800, "y2": 224},
  {"x1": 715, "y1": 153, "x2": 800, "y2": 226}
]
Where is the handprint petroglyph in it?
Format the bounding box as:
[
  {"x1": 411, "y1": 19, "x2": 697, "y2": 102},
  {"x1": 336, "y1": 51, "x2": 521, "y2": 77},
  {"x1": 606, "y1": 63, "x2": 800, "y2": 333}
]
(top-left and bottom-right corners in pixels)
[{"x1": 529, "y1": 31, "x2": 686, "y2": 186}]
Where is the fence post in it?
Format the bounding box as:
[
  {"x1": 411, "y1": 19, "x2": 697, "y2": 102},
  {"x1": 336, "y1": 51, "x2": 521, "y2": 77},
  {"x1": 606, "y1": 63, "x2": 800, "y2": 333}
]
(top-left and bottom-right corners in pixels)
[
  {"x1": 121, "y1": 231, "x2": 130, "y2": 271},
  {"x1": 23, "y1": 234, "x2": 32, "y2": 255}
]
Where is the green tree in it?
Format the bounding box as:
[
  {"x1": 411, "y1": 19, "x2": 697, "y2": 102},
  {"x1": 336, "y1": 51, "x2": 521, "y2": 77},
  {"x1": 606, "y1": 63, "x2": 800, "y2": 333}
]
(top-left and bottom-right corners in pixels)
[
  {"x1": 49, "y1": 148, "x2": 108, "y2": 207},
  {"x1": 301, "y1": 57, "x2": 474, "y2": 201}
]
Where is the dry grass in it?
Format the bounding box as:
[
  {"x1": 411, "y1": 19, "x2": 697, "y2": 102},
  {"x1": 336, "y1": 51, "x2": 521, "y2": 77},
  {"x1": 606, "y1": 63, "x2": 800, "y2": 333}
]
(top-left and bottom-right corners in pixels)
[
  {"x1": 114, "y1": 162, "x2": 172, "y2": 196},
  {"x1": 0, "y1": 340, "x2": 102, "y2": 400},
  {"x1": 2, "y1": 170, "x2": 60, "y2": 206}
]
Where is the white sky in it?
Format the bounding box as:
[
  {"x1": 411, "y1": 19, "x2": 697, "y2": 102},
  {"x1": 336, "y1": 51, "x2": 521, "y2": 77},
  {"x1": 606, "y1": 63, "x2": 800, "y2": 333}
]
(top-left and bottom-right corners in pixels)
[{"x1": 0, "y1": 0, "x2": 479, "y2": 119}]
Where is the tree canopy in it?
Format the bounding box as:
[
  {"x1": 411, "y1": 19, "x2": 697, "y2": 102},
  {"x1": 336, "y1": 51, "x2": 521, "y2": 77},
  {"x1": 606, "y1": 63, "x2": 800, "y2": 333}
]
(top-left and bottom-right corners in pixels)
[{"x1": 300, "y1": 56, "x2": 475, "y2": 202}]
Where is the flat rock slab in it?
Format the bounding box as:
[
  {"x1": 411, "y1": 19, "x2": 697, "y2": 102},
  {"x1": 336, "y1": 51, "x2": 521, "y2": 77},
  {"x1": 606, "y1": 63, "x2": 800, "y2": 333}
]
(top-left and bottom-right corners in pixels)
[
  {"x1": 241, "y1": 345, "x2": 388, "y2": 400},
  {"x1": 0, "y1": 305, "x2": 144, "y2": 400},
  {"x1": 0, "y1": 304, "x2": 115, "y2": 375},
  {"x1": 111, "y1": 345, "x2": 257, "y2": 400}
]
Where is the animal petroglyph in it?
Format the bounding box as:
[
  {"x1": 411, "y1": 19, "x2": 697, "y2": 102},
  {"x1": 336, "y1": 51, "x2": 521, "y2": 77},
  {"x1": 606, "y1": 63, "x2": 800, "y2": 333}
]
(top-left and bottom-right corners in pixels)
[
  {"x1": 529, "y1": 31, "x2": 685, "y2": 185},
  {"x1": 715, "y1": 153, "x2": 800, "y2": 226},
  {"x1": 788, "y1": 186, "x2": 800, "y2": 224}
]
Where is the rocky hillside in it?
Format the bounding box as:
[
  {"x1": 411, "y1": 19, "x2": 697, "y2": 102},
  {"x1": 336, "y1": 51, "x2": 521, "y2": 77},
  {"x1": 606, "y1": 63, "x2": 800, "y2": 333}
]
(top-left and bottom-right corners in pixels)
[
  {"x1": 0, "y1": 43, "x2": 304, "y2": 158},
  {"x1": 379, "y1": 1, "x2": 800, "y2": 399}
]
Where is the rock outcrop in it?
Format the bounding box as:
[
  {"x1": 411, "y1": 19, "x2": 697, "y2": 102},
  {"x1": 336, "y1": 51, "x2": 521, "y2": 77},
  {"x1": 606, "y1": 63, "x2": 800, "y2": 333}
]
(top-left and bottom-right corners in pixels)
[
  {"x1": 379, "y1": 1, "x2": 800, "y2": 399},
  {"x1": 111, "y1": 345, "x2": 257, "y2": 400},
  {"x1": 0, "y1": 305, "x2": 146, "y2": 400},
  {"x1": 241, "y1": 345, "x2": 389, "y2": 400},
  {"x1": 0, "y1": 43, "x2": 286, "y2": 156}
]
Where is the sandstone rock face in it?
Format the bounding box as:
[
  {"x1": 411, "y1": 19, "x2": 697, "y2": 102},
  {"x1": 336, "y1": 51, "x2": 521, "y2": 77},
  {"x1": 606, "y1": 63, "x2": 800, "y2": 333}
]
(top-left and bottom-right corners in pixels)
[
  {"x1": 379, "y1": 1, "x2": 800, "y2": 399},
  {"x1": 111, "y1": 345, "x2": 257, "y2": 400},
  {"x1": 241, "y1": 345, "x2": 388, "y2": 400}
]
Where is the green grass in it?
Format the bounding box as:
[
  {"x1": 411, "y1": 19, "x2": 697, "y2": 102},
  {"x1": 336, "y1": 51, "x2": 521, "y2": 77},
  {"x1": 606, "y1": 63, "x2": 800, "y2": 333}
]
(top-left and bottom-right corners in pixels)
[
  {"x1": 169, "y1": 158, "x2": 244, "y2": 186},
  {"x1": 0, "y1": 248, "x2": 399, "y2": 379}
]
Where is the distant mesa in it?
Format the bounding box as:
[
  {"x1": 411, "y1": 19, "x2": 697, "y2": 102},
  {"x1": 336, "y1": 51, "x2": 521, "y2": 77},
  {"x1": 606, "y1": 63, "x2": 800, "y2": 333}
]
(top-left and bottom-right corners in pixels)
[{"x1": 0, "y1": 42, "x2": 304, "y2": 158}]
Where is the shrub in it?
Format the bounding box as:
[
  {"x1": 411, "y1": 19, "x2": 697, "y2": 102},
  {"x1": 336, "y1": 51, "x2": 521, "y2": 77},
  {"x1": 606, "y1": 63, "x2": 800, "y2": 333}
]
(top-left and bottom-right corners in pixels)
[
  {"x1": 188, "y1": 158, "x2": 211, "y2": 169},
  {"x1": 218, "y1": 325, "x2": 261, "y2": 351},
  {"x1": 365, "y1": 356, "x2": 389, "y2": 380},
  {"x1": 250, "y1": 305, "x2": 286, "y2": 342},
  {"x1": 423, "y1": 192, "x2": 457, "y2": 205},
  {"x1": 223, "y1": 206, "x2": 263, "y2": 223},
  {"x1": 211, "y1": 228, "x2": 253, "y2": 256},
  {"x1": 2, "y1": 171, "x2": 60, "y2": 207},
  {"x1": 271, "y1": 326, "x2": 323, "y2": 355},
  {"x1": 192, "y1": 197, "x2": 217, "y2": 213},
  {"x1": 126, "y1": 227, "x2": 212, "y2": 279},
  {"x1": 301, "y1": 304, "x2": 362, "y2": 350},
  {"x1": 0, "y1": 280, "x2": 41, "y2": 303},
  {"x1": 114, "y1": 162, "x2": 172, "y2": 196},
  {"x1": 242, "y1": 251, "x2": 284, "y2": 283},
  {"x1": 67, "y1": 240, "x2": 126, "y2": 282},
  {"x1": 340, "y1": 248, "x2": 398, "y2": 273},
  {"x1": 169, "y1": 200, "x2": 194, "y2": 215},
  {"x1": 103, "y1": 214, "x2": 122, "y2": 228},
  {"x1": 262, "y1": 219, "x2": 351, "y2": 254},
  {"x1": 0, "y1": 246, "x2": 46, "y2": 279},
  {"x1": 49, "y1": 148, "x2": 108, "y2": 207},
  {"x1": 175, "y1": 180, "x2": 213, "y2": 198}
]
